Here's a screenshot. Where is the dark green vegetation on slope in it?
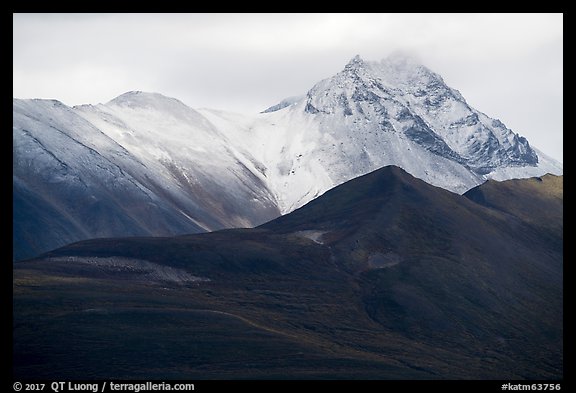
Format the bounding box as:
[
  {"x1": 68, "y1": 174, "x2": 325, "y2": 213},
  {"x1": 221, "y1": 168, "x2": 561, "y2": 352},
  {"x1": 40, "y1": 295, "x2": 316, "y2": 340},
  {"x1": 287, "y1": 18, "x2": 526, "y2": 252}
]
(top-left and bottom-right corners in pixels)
[{"x1": 13, "y1": 167, "x2": 563, "y2": 379}]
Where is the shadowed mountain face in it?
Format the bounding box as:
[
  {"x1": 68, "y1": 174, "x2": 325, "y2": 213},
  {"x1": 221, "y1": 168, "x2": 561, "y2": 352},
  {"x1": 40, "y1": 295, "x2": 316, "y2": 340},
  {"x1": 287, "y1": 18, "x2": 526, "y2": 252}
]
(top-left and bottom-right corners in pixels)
[
  {"x1": 13, "y1": 166, "x2": 562, "y2": 380},
  {"x1": 12, "y1": 97, "x2": 281, "y2": 261}
]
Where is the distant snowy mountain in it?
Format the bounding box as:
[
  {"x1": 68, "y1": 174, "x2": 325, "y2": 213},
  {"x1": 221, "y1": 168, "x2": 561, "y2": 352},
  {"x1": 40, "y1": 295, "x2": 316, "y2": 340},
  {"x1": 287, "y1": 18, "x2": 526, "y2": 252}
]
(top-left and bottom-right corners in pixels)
[
  {"x1": 261, "y1": 96, "x2": 305, "y2": 113},
  {"x1": 13, "y1": 55, "x2": 562, "y2": 260},
  {"x1": 203, "y1": 54, "x2": 561, "y2": 212},
  {"x1": 13, "y1": 94, "x2": 279, "y2": 261}
]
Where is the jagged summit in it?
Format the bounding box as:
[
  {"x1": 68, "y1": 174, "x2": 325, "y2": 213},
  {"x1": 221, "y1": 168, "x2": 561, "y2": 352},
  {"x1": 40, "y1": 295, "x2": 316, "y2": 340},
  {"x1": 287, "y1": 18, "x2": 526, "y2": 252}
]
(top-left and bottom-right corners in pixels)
[
  {"x1": 302, "y1": 54, "x2": 541, "y2": 174},
  {"x1": 340, "y1": 53, "x2": 438, "y2": 90},
  {"x1": 345, "y1": 54, "x2": 365, "y2": 68}
]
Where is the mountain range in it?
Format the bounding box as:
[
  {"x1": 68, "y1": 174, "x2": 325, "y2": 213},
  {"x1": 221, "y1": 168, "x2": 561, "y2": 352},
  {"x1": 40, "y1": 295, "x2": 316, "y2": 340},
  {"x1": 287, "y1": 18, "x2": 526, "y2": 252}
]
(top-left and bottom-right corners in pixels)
[
  {"x1": 13, "y1": 166, "x2": 563, "y2": 379},
  {"x1": 13, "y1": 54, "x2": 562, "y2": 261}
]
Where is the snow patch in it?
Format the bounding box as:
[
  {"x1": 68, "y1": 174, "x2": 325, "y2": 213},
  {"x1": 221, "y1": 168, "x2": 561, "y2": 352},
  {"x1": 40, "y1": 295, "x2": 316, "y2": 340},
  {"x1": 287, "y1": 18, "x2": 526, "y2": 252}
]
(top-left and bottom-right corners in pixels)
[
  {"x1": 50, "y1": 256, "x2": 210, "y2": 284},
  {"x1": 294, "y1": 230, "x2": 328, "y2": 244}
]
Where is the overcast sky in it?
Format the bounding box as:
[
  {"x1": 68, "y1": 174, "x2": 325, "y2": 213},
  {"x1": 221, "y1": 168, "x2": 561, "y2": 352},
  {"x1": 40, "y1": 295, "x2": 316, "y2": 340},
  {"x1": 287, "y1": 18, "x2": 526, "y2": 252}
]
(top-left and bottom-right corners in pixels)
[{"x1": 13, "y1": 13, "x2": 563, "y2": 162}]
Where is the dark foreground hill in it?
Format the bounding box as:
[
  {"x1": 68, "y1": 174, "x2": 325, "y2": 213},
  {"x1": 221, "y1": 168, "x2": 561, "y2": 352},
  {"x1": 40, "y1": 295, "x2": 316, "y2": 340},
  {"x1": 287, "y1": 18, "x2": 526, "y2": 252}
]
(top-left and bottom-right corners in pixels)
[{"x1": 13, "y1": 166, "x2": 563, "y2": 379}]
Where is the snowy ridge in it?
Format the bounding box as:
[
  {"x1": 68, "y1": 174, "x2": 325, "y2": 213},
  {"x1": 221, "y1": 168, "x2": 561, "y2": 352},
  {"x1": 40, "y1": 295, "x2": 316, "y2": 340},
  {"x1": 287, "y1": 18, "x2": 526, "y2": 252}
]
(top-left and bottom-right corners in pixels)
[
  {"x1": 261, "y1": 95, "x2": 305, "y2": 113},
  {"x1": 74, "y1": 91, "x2": 281, "y2": 228},
  {"x1": 13, "y1": 54, "x2": 562, "y2": 259},
  {"x1": 13, "y1": 94, "x2": 281, "y2": 260}
]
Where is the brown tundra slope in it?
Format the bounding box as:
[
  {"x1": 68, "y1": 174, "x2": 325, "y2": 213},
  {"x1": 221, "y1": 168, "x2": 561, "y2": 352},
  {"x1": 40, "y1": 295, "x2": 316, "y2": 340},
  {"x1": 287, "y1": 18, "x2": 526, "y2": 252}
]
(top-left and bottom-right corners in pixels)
[{"x1": 13, "y1": 166, "x2": 563, "y2": 380}]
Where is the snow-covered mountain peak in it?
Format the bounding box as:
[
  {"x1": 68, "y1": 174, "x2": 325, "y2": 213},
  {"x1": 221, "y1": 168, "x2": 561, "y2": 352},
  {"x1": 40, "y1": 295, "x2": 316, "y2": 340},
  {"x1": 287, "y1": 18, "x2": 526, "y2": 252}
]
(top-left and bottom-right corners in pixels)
[
  {"x1": 108, "y1": 90, "x2": 145, "y2": 105},
  {"x1": 106, "y1": 91, "x2": 189, "y2": 112},
  {"x1": 344, "y1": 54, "x2": 365, "y2": 69},
  {"x1": 300, "y1": 55, "x2": 544, "y2": 173},
  {"x1": 96, "y1": 91, "x2": 220, "y2": 138}
]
